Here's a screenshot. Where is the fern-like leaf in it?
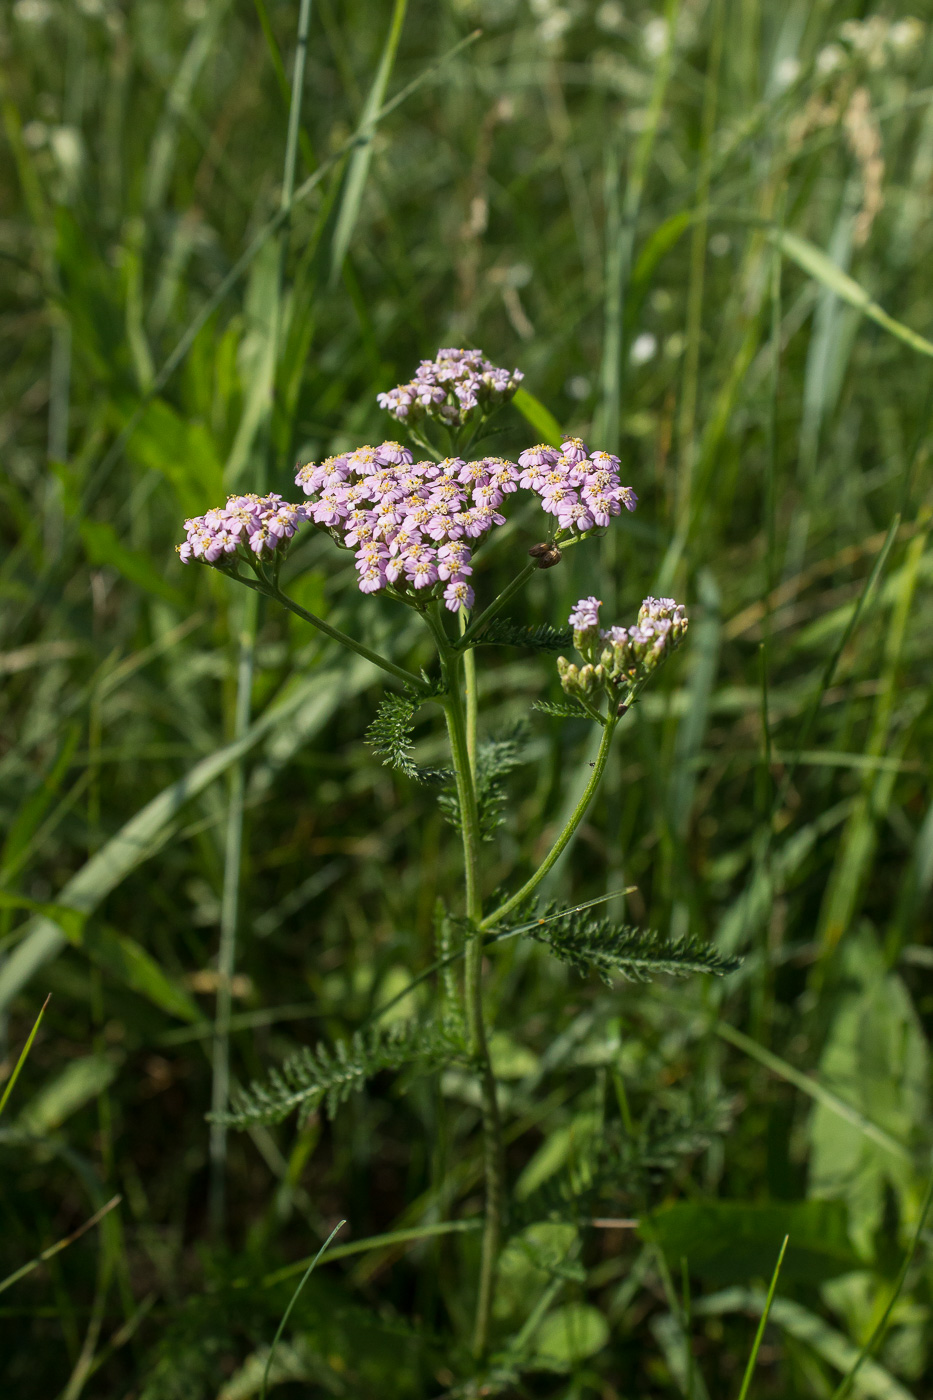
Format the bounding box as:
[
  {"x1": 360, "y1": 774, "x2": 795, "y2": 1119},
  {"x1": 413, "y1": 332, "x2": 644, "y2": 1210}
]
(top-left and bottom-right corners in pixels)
[
  {"x1": 216, "y1": 1019, "x2": 466, "y2": 1128},
  {"x1": 476, "y1": 721, "x2": 528, "y2": 838},
  {"x1": 366, "y1": 689, "x2": 451, "y2": 785},
  {"x1": 464, "y1": 618, "x2": 572, "y2": 652},
  {"x1": 366, "y1": 691, "x2": 421, "y2": 779},
  {"x1": 524, "y1": 911, "x2": 740, "y2": 984},
  {"x1": 532, "y1": 698, "x2": 594, "y2": 722},
  {"x1": 438, "y1": 722, "x2": 528, "y2": 840}
]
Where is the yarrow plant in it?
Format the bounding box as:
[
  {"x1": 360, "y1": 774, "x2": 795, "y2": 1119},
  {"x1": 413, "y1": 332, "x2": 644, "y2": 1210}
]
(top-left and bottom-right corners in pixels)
[{"x1": 178, "y1": 349, "x2": 737, "y2": 1367}]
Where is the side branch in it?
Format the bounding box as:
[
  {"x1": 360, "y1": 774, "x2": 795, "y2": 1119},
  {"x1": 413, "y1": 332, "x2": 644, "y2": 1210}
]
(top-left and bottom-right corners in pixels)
[{"x1": 481, "y1": 714, "x2": 619, "y2": 931}]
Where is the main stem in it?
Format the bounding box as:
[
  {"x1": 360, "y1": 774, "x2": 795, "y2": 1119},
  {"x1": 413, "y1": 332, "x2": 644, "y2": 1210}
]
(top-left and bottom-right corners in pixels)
[
  {"x1": 435, "y1": 616, "x2": 502, "y2": 1358},
  {"x1": 481, "y1": 713, "x2": 618, "y2": 932}
]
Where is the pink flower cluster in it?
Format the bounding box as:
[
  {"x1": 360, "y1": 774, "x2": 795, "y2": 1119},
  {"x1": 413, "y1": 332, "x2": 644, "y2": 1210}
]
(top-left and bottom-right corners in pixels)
[
  {"x1": 175, "y1": 425, "x2": 639, "y2": 616},
  {"x1": 376, "y1": 347, "x2": 524, "y2": 427},
  {"x1": 178, "y1": 493, "x2": 309, "y2": 564},
  {"x1": 518, "y1": 438, "x2": 637, "y2": 534},
  {"x1": 569, "y1": 595, "x2": 689, "y2": 667},
  {"x1": 295, "y1": 440, "x2": 520, "y2": 611}
]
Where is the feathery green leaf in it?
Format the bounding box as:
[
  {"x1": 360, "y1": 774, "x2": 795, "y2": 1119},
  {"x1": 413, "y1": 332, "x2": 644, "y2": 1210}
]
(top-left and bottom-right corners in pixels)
[
  {"x1": 524, "y1": 909, "x2": 741, "y2": 985},
  {"x1": 464, "y1": 618, "x2": 572, "y2": 653},
  {"x1": 216, "y1": 1018, "x2": 466, "y2": 1128},
  {"x1": 532, "y1": 698, "x2": 595, "y2": 722}
]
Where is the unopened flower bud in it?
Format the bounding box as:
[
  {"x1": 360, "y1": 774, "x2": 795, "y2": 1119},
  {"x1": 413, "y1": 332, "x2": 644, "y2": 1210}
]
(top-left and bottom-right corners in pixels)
[
  {"x1": 557, "y1": 655, "x2": 581, "y2": 698},
  {"x1": 577, "y1": 664, "x2": 604, "y2": 696}
]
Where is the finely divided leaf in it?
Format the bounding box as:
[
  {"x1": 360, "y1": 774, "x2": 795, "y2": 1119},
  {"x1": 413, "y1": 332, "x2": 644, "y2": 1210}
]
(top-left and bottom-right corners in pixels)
[
  {"x1": 476, "y1": 721, "x2": 528, "y2": 839},
  {"x1": 438, "y1": 722, "x2": 528, "y2": 840},
  {"x1": 366, "y1": 691, "x2": 421, "y2": 779},
  {"x1": 532, "y1": 699, "x2": 594, "y2": 722},
  {"x1": 466, "y1": 618, "x2": 572, "y2": 653},
  {"x1": 525, "y1": 911, "x2": 740, "y2": 985},
  {"x1": 217, "y1": 1018, "x2": 465, "y2": 1127},
  {"x1": 366, "y1": 689, "x2": 450, "y2": 785}
]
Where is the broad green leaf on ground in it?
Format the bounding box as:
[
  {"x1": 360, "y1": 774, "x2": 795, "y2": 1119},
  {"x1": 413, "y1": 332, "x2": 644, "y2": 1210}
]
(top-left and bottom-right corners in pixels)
[
  {"x1": 647, "y1": 1199, "x2": 863, "y2": 1284},
  {"x1": 808, "y1": 929, "x2": 930, "y2": 1256},
  {"x1": 531, "y1": 1303, "x2": 609, "y2": 1372},
  {"x1": 495, "y1": 1223, "x2": 578, "y2": 1324}
]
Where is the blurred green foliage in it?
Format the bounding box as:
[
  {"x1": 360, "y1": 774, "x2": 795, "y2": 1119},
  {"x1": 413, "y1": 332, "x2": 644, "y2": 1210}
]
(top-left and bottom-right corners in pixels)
[{"x1": 3, "y1": 0, "x2": 933, "y2": 1395}]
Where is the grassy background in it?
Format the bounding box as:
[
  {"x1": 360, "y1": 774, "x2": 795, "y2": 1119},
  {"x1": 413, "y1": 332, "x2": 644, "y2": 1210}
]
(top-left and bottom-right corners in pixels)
[{"x1": 3, "y1": 0, "x2": 933, "y2": 1394}]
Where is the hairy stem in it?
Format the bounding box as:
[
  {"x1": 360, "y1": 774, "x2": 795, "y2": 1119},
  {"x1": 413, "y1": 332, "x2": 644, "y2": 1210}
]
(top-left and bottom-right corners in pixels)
[
  {"x1": 481, "y1": 713, "x2": 619, "y2": 931},
  {"x1": 435, "y1": 616, "x2": 502, "y2": 1358}
]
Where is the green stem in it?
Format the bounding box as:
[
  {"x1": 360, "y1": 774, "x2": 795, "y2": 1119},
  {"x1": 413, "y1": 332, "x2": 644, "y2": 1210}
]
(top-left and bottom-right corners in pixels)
[
  {"x1": 433, "y1": 616, "x2": 502, "y2": 1359},
  {"x1": 458, "y1": 560, "x2": 538, "y2": 647},
  {"x1": 481, "y1": 714, "x2": 619, "y2": 931},
  {"x1": 238, "y1": 575, "x2": 426, "y2": 692},
  {"x1": 460, "y1": 610, "x2": 478, "y2": 777},
  {"x1": 456, "y1": 527, "x2": 592, "y2": 651}
]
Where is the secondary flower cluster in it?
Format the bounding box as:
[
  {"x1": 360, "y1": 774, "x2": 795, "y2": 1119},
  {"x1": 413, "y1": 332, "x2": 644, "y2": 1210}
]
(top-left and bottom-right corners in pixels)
[
  {"x1": 295, "y1": 440, "x2": 520, "y2": 610},
  {"x1": 376, "y1": 347, "x2": 524, "y2": 428},
  {"x1": 177, "y1": 493, "x2": 309, "y2": 565},
  {"x1": 518, "y1": 438, "x2": 637, "y2": 533},
  {"x1": 558, "y1": 595, "x2": 688, "y2": 710}
]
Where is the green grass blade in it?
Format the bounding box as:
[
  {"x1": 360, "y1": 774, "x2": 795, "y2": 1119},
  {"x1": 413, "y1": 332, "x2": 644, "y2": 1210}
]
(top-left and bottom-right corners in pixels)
[
  {"x1": 512, "y1": 387, "x2": 563, "y2": 447},
  {"x1": 261, "y1": 1219, "x2": 345, "y2": 1400},
  {"x1": 0, "y1": 1194, "x2": 121, "y2": 1297},
  {"x1": 0, "y1": 993, "x2": 50, "y2": 1121},
  {"x1": 817, "y1": 510, "x2": 932, "y2": 952},
  {"x1": 259, "y1": 1218, "x2": 482, "y2": 1287},
  {"x1": 736, "y1": 1235, "x2": 788, "y2": 1400},
  {"x1": 252, "y1": 0, "x2": 316, "y2": 176},
  {"x1": 328, "y1": 0, "x2": 408, "y2": 283},
  {"x1": 776, "y1": 510, "x2": 900, "y2": 818},
  {"x1": 698, "y1": 1290, "x2": 916, "y2": 1400},
  {"x1": 713, "y1": 1020, "x2": 911, "y2": 1163},
  {"x1": 772, "y1": 229, "x2": 933, "y2": 360}
]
